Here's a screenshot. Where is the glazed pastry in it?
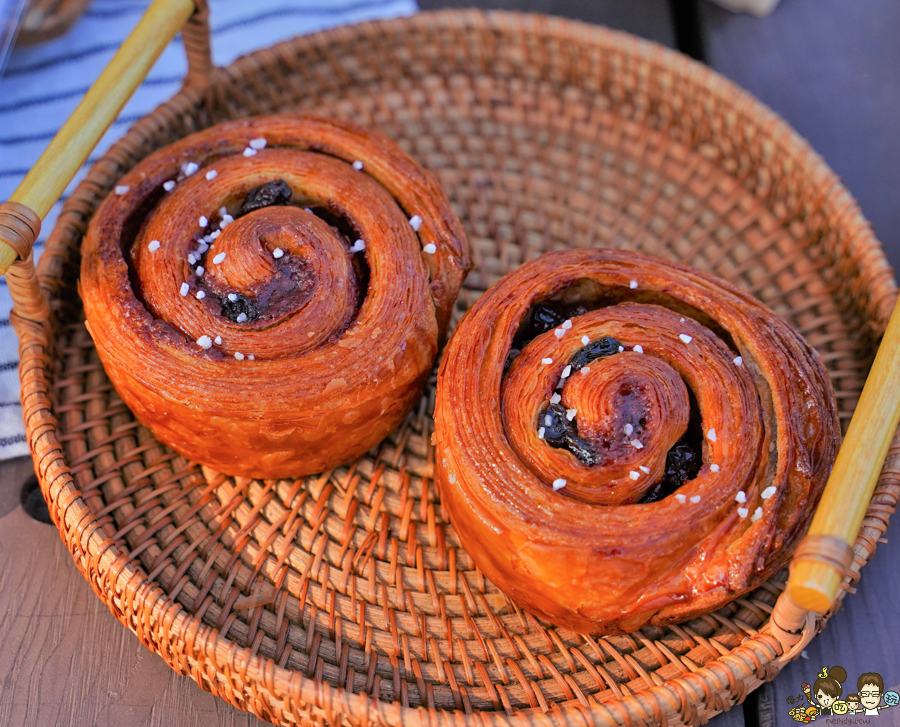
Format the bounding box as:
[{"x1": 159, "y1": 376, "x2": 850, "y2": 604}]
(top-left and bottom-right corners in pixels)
[
  {"x1": 434, "y1": 249, "x2": 839, "y2": 634},
  {"x1": 81, "y1": 115, "x2": 470, "y2": 479}
]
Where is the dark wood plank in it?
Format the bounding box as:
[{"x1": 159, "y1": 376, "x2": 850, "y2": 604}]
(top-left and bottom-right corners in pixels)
[
  {"x1": 415, "y1": 0, "x2": 676, "y2": 48},
  {"x1": 698, "y1": 6, "x2": 900, "y2": 719},
  {"x1": 758, "y1": 529, "x2": 900, "y2": 727},
  {"x1": 0, "y1": 447, "x2": 747, "y2": 726},
  {"x1": 0, "y1": 457, "x2": 268, "y2": 727},
  {"x1": 4, "y1": 3, "x2": 898, "y2": 726},
  {"x1": 669, "y1": 0, "x2": 706, "y2": 60},
  {"x1": 700, "y1": 0, "x2": 900, "y2": 271}
]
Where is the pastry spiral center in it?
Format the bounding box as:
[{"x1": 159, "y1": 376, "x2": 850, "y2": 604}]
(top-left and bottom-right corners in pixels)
[
  {"x1": 134, "y1": 166, "x2": 366, "y2": 359},
  {"x1": 501, "y1": 303, "x2": 746, "y2": 506}
]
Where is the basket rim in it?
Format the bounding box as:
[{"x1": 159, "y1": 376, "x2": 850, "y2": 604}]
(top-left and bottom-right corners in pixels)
[{"x1": 27, "y1": 9, "x2": 897, "y2": 727}]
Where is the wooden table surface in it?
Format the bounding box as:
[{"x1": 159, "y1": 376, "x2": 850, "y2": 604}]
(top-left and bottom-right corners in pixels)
[{"x1": 2, "y1": 1, "x2": 898, "y2": 725}]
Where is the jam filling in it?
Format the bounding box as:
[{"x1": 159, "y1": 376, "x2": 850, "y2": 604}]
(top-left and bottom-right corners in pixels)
[
  {"x1": 516, "y1": 301, "x2": 705, "y2": 501},
  {"x1": 239, "y1": 179, "x2": 293, "y2": 215},
  {"x1": 221, "y1": 292, "x2": 259, "y2": 323}
]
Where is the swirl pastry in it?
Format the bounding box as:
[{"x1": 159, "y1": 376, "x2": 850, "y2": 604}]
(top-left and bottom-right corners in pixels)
[
  {"x1": 81, "y1": 115, "x2": 470, "y2": 479},
  {"x1": 434, "y1": 249, "x2": 838, "y2": 634}
]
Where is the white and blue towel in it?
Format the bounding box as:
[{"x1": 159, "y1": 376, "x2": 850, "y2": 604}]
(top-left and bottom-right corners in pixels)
[{"x1": 0, "y1": 0, "x2": 417, "y2": 460}]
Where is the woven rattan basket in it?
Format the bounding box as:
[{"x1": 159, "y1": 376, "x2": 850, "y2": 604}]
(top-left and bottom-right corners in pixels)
[{"x1": 7, "y1": 6, "x2": 899, "y2": 726}]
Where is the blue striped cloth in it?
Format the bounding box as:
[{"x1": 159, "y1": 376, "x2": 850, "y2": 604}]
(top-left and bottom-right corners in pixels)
[{"x1": 0, "y1": 0, "x2": 416, "y2": 460}]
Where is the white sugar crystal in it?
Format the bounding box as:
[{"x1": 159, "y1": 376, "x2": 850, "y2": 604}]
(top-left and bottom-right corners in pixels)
[
  {"x1": 352, "y1": 160, "x2": 364, "y2": 170},
  {"x1": 179, "y1": 283, "x2": 189, "y2": 296},
  {"x1": 735, "y1": 491, "x2": 747, "y2": 503},
  {"x1": 273, "y1": 247, "x2": 285, "y2": 259},
  {"x1": 581, "y1": 335, "x2": 590, "y2": 345},
  {"x1": 761, "y1": 486, "x2": 776, "y2": 500},
  {"x1": 213, "y1": 252, "x2": 226, "y2": 264},
  {"x1": 195, "y1": 266, "x2": 204, "y2": 276},
  {"x1": 566, "y1": 408, "x2": 577, "y2": 421},
  {"x1": 234, "y1": 352, "x2": 245, "y2": 360},
  {"x1": 679, "y1": 334, "x2": 693, "y2": 344},
  {"x1": 544, "y1": 414, "x2": 553, "y2": 426},
  {"x1": 214, "y1": 336, "x2": 222, "y2": 345},
  {"x1": 738, "y1": 507, "x2": 749, "y2": 518},
  {"x1": 618, "y1": 346, "x2": 625, "y2": 352},
  {"x1": 707, "y1": 428, "x2": 717, "y2": 442},
  {"x1": 538, "y1": 427, "x2": 545, "y2": 439},
  {"x1": 199, "y1": 215, "x2": 208, "y2": 227},
  {"x1": 243, "y1": 147, "x2": 257, "y2": 157},
  {"x1": 550, "y1": 393, "x2": 561, "y2": 404},
  {"x1": 555, "y1": 328, "x2": 565, "y2": 338},
  {"x1": 580, "y1": 365, "x2": 590, "y2": 374},
  {"x1": 734, "y1": 356, "x2": 743, "y2": 366},
  {"x1": 114, "y1": 185, "x2": 130, "y2": 195},
  {"x1": 236, "y1": 312, "x2": 248, "y2": 323},
  {"x1": 423, "y1": 243, "x2": 437, "y2": 254},
  {"x1": 196, "y1": 290, "x2": 206, "y2": 299},
  {"x1": 196, "y1": 335, "x2": 212, "y2": 349},
  {"x1": 409, "y1": 214, "x2": 423, "y2": 231},
  {"x1": 562, "y1": 319, "x2": 572, "y2": 330},
  {"x1": 350, "y1": 239, "x2": 366, "y2": 253},
  {"x1": 710, "y1": 464, "x2": 720, "y2": 472},
  {"x1": 624, "y1": 423, "x2": 634, "y2": 436},
  {"x1": 227, "y1": 293, "x2": 238, "y2": 302},
  {"x1": 248, "y1": 354, "x2": 254, "y2": 360},
  {"x1": 541, "y1": 357, "x2": 553, "y2": 365},
  {"x1": 206, "y1": 170, "x2": 218, "y2": 181},
  {"x1": 148, "y1": 240, "x2": 161, "y2": 252},
  {"x1": 629, "y1": 280, "x2": 638, "y2": 289},
  {"x1": 675, "y1": 494, "x2": 687, "y2": 503},
  {"x1": 187, "y1": 253, "x2": 197, "y2": 264},
  {"x1": 751, "y1": 507, "x2": 763, "y2": 522},
  {"x1": 633, "y1": 345, "x2": 644, "y2": 354},
  {"x1": 690, "y1": 495, "x2": 701, "y2": 503},
  {"x1": 629, "y1": 471, "x2": 639, "y2": 481},
  {"x1": 249, "y1": 137, "x2": 267, "y2": 150},
  {"x1": 552, "y1": 478, "x2": 567, "y2": 491},
  {"x1": 221, "y1": 214, "x2": 234, "y2": 225},
  {"x1": 561, "y1": 365, "x2": 572, "y2": 378},
  {"x1": 183, "y1": 162, "x2": 199, "y2": 176},
  {"x1": 639, "y1": 466, "x2": 650, "y2": 474},
  {"x1": 163, "y1": 180, "x2": 176, "y2": 191},
  {"x1": 630, "y1": 439, "x2": 643, "y2": 449}
]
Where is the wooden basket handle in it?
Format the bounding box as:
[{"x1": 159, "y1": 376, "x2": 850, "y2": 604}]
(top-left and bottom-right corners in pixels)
[
  {"x1": 0, "y1": 0, "x2": 211, "y2": 281},
  {"x1": 0, "y1": 0, "x2": 893, "y2": 659},
  {"x1": 769, "y1": 294, "x2": 900, "y2": 657}
]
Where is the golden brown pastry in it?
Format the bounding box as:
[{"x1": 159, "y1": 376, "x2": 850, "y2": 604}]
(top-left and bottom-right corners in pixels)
[
  {"x1": 81, "y1": 115, "x2": 470, "y2": 479},
  {"x1": 434, "y1": 249, "x2": 838, "y2": 634}
]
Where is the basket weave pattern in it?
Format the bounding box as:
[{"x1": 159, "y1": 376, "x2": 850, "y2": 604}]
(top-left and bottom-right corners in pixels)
[{"x1": 17, "y1": 11, "x2": 899, "y2": 727}]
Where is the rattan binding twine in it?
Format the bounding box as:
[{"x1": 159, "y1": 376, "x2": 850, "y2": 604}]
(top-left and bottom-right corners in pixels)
[
  {"x1": 15, "y1": 0, "x2": 93, "y2": 46},
  {"x1": 10, "y1": 8, "x2": 900, "y2": 727}
]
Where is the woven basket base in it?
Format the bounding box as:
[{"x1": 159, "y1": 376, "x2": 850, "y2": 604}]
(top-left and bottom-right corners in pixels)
[{"x1": 34, "y1": 11, "x2": 898, "y2": 727}]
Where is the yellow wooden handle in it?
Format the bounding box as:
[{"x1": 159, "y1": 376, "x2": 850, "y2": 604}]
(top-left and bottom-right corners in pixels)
[
  {"x1": 786, "y1": 291, "x2": 900, "y2": 613},
  {"x1": 0, "y1": 0, "x2": 197, "y2": 274}
]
